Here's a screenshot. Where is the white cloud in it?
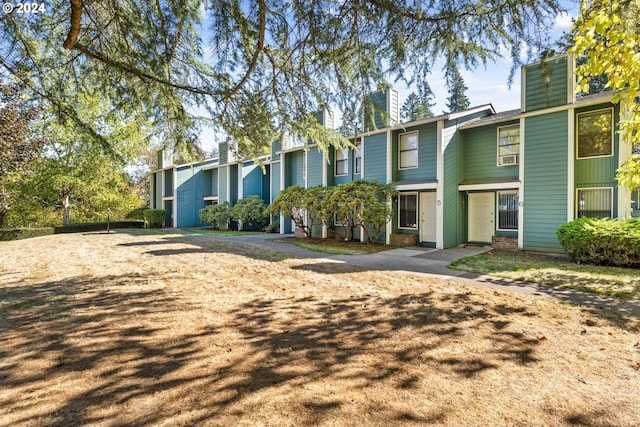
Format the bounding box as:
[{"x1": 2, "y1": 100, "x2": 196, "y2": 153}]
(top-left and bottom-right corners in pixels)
[{"x1": 554, "y1": 12, "x2": 574, "y2": 29}]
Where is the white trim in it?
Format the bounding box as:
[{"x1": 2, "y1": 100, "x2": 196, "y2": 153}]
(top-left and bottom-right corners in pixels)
[
  {"x1": 496, "y1": 190, "x2": 519, "y2": 232},
  {"x1": 203, "y1": 196, "x2": 219, "y2": 201},
  {"x1": 521, "y1": 65, "x2": 527, "y2": 113},
  {"x1": 436, "y1": 120, "x2": 444, "y2": 249},
  {"x1": 172, "y1": 167, "x2": 177, "y2": 227},
  {"x1": 576, "y1": 187, "x2": 614, "y2": 218},
  {"x1": 398, "y1": 182, "x2": 438, "y2": 191},
  {"x1": 303, "y1": 150, "x2": 308, "y2": 188},
  {"x1": 458, "y1": 182, "x2": 520, "y2": 191},
  {"x1": 497, "y1": 124, "x2": 520, "y2": 167},
  {"x1": 237, "y1": 163, "x2": 243, "y2": 200},
  {"x1": 201, "y1": 163, "x2": 220, "y2": 171},
  {"x1": 398, "y1": 130, "x2": 419, "y2": 170},
  {"x1": 322, "y1": 150, "x2": 328, "y2": 238},
  {"x1": 576, "y1": 107, "x2": 615, "y2": 159},
  {"x1": 161, "y1": 196, "x2": 174, "y2": 201},
  {"x1": 226, "y1": 166, "x2": 231, "y2": 204},
  {"x1": 280, "y1": 151, "x2": 285, "y2": 234},
  {"x1": 398, "y1": 192, "x2": 419, "y2": 230},
  {"x1": 354, "y1": 139, "x2": 363, "y2": 177},
  {"x1": 618, "y1": 98, "x2": 633, "y2": 219},
  {"x1": 518, "y1": 118, "x2": 525, "y2": 249},
  {"x1": 386, "y1": 129, "x2": 393, "y2": 245},
  {"x1": 568, "y1": 54, "x2": 576, "y2": 105},
  {"x1": 149, "y1": 176, "x2": 154, "y2": 208},
  {"x1": 567, "y1": 109, "x2": 575, "y2": 221}
]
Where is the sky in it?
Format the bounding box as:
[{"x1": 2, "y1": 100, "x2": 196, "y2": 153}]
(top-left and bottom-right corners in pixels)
[{"x1": 196, "y1": 2, "x2": 579, "y2": 153}]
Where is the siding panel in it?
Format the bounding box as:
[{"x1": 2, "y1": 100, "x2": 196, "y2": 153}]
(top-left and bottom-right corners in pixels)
[
  {"x1": 525, "y1": 56, "x2": 569, "y2": 112},
  {"x1": 462, "y1": 121, "x2": 520, "y2": 181},
  {"x1": 363, "y1": 133, "x2": 387, "y2": 182}
]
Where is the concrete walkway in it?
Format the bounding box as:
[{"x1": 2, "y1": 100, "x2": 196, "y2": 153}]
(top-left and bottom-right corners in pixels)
[{"x1": 174, "y1": 230, "x2": 640, "y2": 318}]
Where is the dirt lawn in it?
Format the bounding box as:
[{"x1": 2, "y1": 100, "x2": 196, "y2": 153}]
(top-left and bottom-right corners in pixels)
[{"x1": 1, "y1": 230, "x2": 639, "y2": 426}]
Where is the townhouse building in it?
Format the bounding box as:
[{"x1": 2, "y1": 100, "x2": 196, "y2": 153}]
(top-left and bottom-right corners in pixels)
[{"x1": 150, "y1": 54, "x2": 636, "y2": 252}]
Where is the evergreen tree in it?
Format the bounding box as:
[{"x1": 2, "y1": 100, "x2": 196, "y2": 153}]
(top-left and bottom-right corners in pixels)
[
  {"x1": 445, "y1": 69, "x2": 470, "y2": 113},
  {"x1": 401, "y1": 88, "x2": 435, "y2": 123}
]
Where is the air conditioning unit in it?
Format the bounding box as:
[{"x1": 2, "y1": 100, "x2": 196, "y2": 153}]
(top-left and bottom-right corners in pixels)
[{"x1": 501, "y1": 154, "x2": 518, "y2": 165}]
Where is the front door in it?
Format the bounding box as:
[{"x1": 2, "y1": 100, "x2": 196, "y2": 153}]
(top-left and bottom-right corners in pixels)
[
  {"x1": 468, "y1": 192, "x2": 494, "y2": 243},
  {"x1": 420, "y1": 192, "x2": 437, "y2": 243}
]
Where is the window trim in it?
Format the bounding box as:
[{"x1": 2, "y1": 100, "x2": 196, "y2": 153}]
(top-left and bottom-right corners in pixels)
[
  {"x1": 335, "y1": 148, "x2": 348, "y2": 176},
  {"x1": 398, "y1": 192, "x2": 418, "y2": 229},
  {"x1": 354, "y1": 140, "x2": 362, "y2": 175},
  {"x1": 576, "y1": 187, "x2": 613, "y2": 218},
  {"x1": 496, "y1": 190, "x2": 519, "y2": 231},
  {"x1": 398, "y1": 131, "x2": 419, "y2": 170},
  {"x1": 497, "y1": 124, "x2": 520, "y2": 167},
  {"x1": 576, "y1": 107, "x2": 614, "y2": 160}
]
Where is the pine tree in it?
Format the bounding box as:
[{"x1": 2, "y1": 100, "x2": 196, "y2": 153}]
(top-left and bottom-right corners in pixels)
[
  {"x1": 401, "y1": 87, "x2": 435, "y2": 123},
  {"x1": 445, "y1": 69, "x2": 470, "y2": 113}
]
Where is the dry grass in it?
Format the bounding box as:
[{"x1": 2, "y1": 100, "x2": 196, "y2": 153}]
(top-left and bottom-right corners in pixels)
[{"x1": 1, "y1": 230, "x2": 639, "y2": 427}]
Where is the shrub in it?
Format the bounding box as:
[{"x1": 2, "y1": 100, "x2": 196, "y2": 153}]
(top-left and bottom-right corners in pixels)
[
  {"x1": 265, "y1": 220, "x2": 280, "y2": 233},
  {"x1": 126, "y1": 207, "x2": 147, "y2": 220},
  {"x1": 0, "y1": 221, "x2": 144, "y2": 241},
  {"x1": 0, "y1": 227, "x2": 54, "y2": 241},
  {"x1": 230, "y1": 196, "x2": 268, "y2": 230},
  {"x1": 199, "y1": 201, "x2": 232, "y2": 229},
  {"x1": 556, "y1": 217, "x2": 640, "y2": 268},
  {"x1": 144, "y1": 209, "x2": 167, "y2": 228}
]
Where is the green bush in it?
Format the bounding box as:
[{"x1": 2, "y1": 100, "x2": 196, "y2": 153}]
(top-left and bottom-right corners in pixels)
[
  {"x1": 230, "y1": 196, "x2": 268, "y2": 230},
  {"x1": 0, "y1": 221, "x2": 144, "y2": 241},
  {"x1": 265, "y1": 220, "x2": 280, "y2": 233},
  {"x1": 556, "y1": 217, "x2": 640, "y2": 268},
  {"x1": 199, "y1": 202, "x2": 232, "y2": 229},
  {"x1": 126, "y1": 207, "x2": 147, "y2": 220},
  {"x1": 144, "y1": 209, "x2": 167, "y2": 228}
]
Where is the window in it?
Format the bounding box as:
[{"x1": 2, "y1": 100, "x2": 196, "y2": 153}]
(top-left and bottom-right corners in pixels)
[
  {"x1": 577, "y1": 188, "x2": 612, "y2": 218},
  {"x1": 399, "y1": 131, "x2": 418, "y2": 169},
  {"x1": 497, "y1": 125, "x2": 520, "y2": 166},
  {"x1": 497, "y1": 191, "x2": 518, "y2": 230},
  {"x1": 577, "y1": 109, "x2": 613, "y2": 158},
  {"x1": 354, "y1": 141, "x2": 362, "y2": 174},
  {"x1": 335, "y1": 148, "x2": 348, "y2": 176},
  {"x1": 398, "y1": 193, "x2": 417, "y2": 228}
]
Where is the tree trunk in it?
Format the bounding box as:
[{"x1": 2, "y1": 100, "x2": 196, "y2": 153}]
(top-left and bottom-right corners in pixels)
[{"x1": 62, "y1": 193, "x2": 71, "y2": 225}]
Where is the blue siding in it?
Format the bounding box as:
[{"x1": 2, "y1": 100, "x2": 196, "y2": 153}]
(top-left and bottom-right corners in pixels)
[
  {"x1": 164, "y1": 170, "x2": 173, "y2": 197},
  {"x1": 286, "y1": 150, "x2": 305, "y2": 187},
  {"x1": 219, "y1": 166, "x2": 228, "y2": 202},
  {"x1": 523, "y1": 111, "x2": 568, "y2": 252},
  {"x1": 229, "y1": 164, "x2": 238, "y2": 203},
  {"x1": 271, "y1": 162, "x2": 281, "y2": 202},
  {"x1": 363, "y1": 133, "x2": 387, "y2": 182},
  {"x1": 176, "y1": 166, "x2": 196, "y2": 227},
  {"x1": 243, "y1": 163, "x2": 264, "y2": 198}
]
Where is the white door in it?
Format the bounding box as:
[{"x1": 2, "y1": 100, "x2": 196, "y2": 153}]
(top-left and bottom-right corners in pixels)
[
  {"x1": 468, "y1": 192, "x2": 494, "y2": 243},
  {"x1": 420, "y1": 192, "x2": 437, "y2": 243}
]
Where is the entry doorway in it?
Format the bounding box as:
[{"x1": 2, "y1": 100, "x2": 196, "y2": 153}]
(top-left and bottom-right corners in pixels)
[
  {"x1": 419, "y1": 192, "x2": 437, "y2": 243},
  {"x1": 468, "y1": 192, "x2": 494, "y2": 243}
]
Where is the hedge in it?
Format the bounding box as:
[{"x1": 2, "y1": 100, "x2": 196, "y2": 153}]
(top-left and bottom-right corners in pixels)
[
  {"x1": 0, "y1": 221, "x2": 144, "y2": 241},
  {"x1": 143, "y1": 209, "x2": 166, "y2": 228},
  {"x1": 556, "y1": 217, "x2": 640, "y2": 268}
]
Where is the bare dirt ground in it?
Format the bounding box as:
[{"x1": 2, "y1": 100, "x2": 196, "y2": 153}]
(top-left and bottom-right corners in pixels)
[{"x1": 1, "y1": 230, "x2": 639, "y2": 427}]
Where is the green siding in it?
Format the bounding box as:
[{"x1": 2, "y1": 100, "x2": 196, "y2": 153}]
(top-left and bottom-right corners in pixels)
[
  {"x1": 219, "y1": 140, "x2": 228, "y2": 164},
  {"x1": 364, "y1": 90, "x2": 388, "y2": 131},
  {"x1": 164, "y1": 170, "x2": 173, "y2": 197},
  {"x1": 393, "y1": 123, "x2": 437, "y2": 182},
  {"x1": 229, "y1": 164, "x2": 238, "y2": 203},
  {"x1": 307, "y1": 148, "x2": 324, "y2": 187},
  {"x1": 363, "y1": 133, "x2": 387, "y2": 182},
  {"x1": 523, "y1": 111, "x2": 568, "y2": 252},
  {"x1": 524, "y1": 55, "x2": 569, "y2": 112},
  {"x1": 442, "y1": 122, "x2": 464, "y2": 248},
  {"x1": 461, "y1": 121, "x2": 520, "y2": 181}
]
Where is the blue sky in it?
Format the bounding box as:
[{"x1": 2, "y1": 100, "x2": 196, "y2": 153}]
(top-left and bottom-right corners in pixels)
[{"x1": 196, "y1": 2, "x2": 579, "y2": 153}]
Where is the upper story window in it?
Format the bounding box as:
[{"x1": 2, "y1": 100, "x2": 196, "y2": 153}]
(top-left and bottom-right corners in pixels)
[
  {"x1": 577, "y1": 187, "x2": 612, "y2": 218},
  {"x1": 497, "y1": 125, "x2": 520, "y2": 166},
  {"x1": 399, "y1": 131, "x2": 418, "y2": 169},
  {"x1": 577, "y1": 108, "x2": 613, "y2": 158},
  {"x1": 335, "y1": 148, "x2": 348, "y2": 176},
  {"x1": 354, "y1": 141, "x2": 362, "y2": 175}
]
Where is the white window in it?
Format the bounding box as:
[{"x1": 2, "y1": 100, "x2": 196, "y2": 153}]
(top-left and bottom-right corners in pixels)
[
  {"x1": 497, "y1": 191, "x2": 518, "y2": 230},
  {"x1": 399, "y1": 131, "x2": 418, "y2": 169},
  {"x1": 354, "y1": 141, "x2": 362, "y2": 175},
  {"x1": 398, "y1": 193, "x2": 417, "y2": 229},
  {"x1": 335, "y1": 148, "x2": 348, "y2": 176},
  {"x1": 577, "y1": 188, "x2": 613, "y2": 218},
  {"x1": 577, "y1": 108, "x2": 613, "y2": 158},
  {"x1": 497, "y1": 125, "x2": 520, "y2": 166}
]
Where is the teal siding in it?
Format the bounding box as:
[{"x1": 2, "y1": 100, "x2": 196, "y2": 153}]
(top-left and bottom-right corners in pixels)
[
  {"x1": 364, "y1": 90, "x2": 388, "y2": 131},
  {"x1": 176, "y1": 166, "x2": 195, "y2": 227},
  {"x1": 164, "y1": 170, "x2": 173, "y2": 197},
  {"x1": 307, "y1": 148, "x2": 324, "y2": 187},
  {"x1": 285, "y1": 150, "x2": 305, "y2": 187},
  {"x1": 524, "y1": 55, "x2": 569, "y2": 112},
  {"x1": 523, "y1": 111, "x2": 568, "y2": 252},
  {"x1": 393, "y1": 123, "x2": 437, "y2": 182},
  {"x1": 229, "y1": 164, "x2": 238, "y2": 203},
  {"x1": 363, "y1": 133, "x2": 387, "y2": 182},
  {"x1": 210, "y1": 169, "x2": 219, "y2": 196},
  {"x1": 242, "y1": 163, "x2": 263, "y2": 197},
  {"x1": 271, "y1": 162, "x2": 281, "y2": 202},
  {"x1": 461, "y1": 121, "x2": 520, "y2": 181},
  {"x1": 219, "y1": 141, "x2": 228, "y2": 164},
  {"x1": 219, "y1": 166, "x2": 228, "y2": 202},
  {"x1": 271, "y1": 140, "x2": 282, "y2": 157}
]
